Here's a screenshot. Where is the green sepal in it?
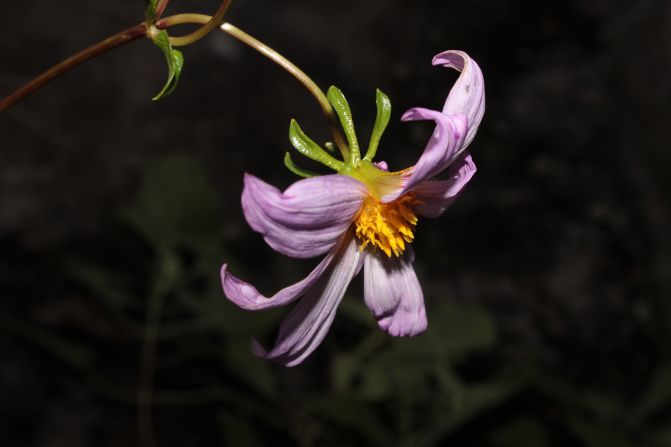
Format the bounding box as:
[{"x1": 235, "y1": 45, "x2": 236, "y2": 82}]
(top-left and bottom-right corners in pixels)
[
  {"x1": 144, "y1": 0, "x2": 159, "y2": 23},
  {"x1": 327, "y1": 86, "x2": 360, "y2": 163},
  {"x1": 283, "y1": 152, "x2": 319, "y2": 178},
  {"x1": 150, "y1": 29, "x2": 184, "y2": 101},
  {"x1": 364, "y1": 89, "x2": 392, "y2": 162},
  {"x1": 288, "y1": 119, "x2": 344, "y2": 171}
]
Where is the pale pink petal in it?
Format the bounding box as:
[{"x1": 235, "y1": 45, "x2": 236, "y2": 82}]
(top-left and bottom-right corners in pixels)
[
  {"x1": 242, "y1": 173, "x2": 367, "y2": 259},
  {"x1": 363, "y1": 248, "x2": 427, "y2": 337},
  {"x1": 252, "y1": 236, "x2": 361, "y2": 367},
  {"x1": 382, "y1": 108, "x2": 467, "y2": 202},
  {"x1": 433, "y1": 50, "x2": 485, "y2": 150},
  {"x1": 221, "y1": 248, "x2": 337, "y2": 310},
  {"x1": 412, "y1": 153, "x2": 476, "y2": 218}
]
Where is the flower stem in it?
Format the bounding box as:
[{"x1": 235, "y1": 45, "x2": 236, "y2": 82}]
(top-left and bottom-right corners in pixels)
[
  {"x1": 166, "y1": 0, "x2": 231, "y2": 47},
  {"x1": 0, "y1": 6, "x2": 349, "y2": 159},
  {"x1": 159, "y1": 13, "x2": 349, "y2": 159},
  {"x1": 0, "y1": 23, "x2": 147, "y2": 114},
  {"x1": 219, "y1": 22, "x2": 350, "y2": 160}
]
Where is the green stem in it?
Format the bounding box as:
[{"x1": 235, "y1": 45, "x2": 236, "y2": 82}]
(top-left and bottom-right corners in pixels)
[
  {"x1": 164, "y1": 0, "x2": 231, "y2": 47},
  {"x1": 137, "y1": 251, "x2": 175, "y2": 447},
  {"x1": 161, "y1": 14, "x2": 349, "y2": 159},
  {"x1": 0, "y1": 23, "x2": 147, "y2": 114},
  {"x1": 220, "y1": 22, "x2": 349, "y2": 159}
]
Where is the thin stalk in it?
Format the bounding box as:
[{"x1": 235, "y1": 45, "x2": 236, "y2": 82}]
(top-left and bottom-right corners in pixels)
[
  {"x1": 0, "y1": 23, "x2": 147, "y2": 114},
  {"x1": 167, "y1": 0, "x2": 231, "y2": 47},
  {"x1": 220, "y1": 22, "x2": 349, "y2": 159},
  {"x1": 155, "y1": 0, "x2": 171, "y2": 18},
  {"x1": 137, "y1": 282, "x2": 164, "y2": 447},
  {"x1": 160, "y1": 14, "x2": 348, "y2": 159}
]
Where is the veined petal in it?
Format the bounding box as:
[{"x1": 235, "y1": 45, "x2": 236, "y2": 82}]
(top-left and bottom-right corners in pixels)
[
  {"x1": 220, "y1": 248, "x2": 337, "y2": 310},
  {"x1": 252, "y1": 235, "x2": 362, "y2": 367},
  {"x1": 363, "y1": 247, "x2": 427, "y2": 337},
  {"x1": 382, "y1": 108, "x2": 467, "y2": 202},
  {"x1": 433, "y1": 50, "x2": 485, "y2": 150},
  {"x1": 412, "y1": 153, "x2": 476, "y2": 218},
  {"x1": 242, "y1": 173, "x2": 367, "y2": 259}
]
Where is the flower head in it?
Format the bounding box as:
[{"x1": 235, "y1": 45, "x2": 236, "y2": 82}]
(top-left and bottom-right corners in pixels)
[{"x1": 221, "y1": 50, "x2": 484, "y2": 366}]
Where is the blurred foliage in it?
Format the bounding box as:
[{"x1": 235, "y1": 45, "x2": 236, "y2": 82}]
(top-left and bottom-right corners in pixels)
[{"x1": 2, "y1": 152, "x2": 671, "y2": 446}]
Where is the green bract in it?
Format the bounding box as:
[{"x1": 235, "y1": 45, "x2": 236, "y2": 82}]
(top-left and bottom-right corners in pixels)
[
  {"x1": 150, "y1": 29, "x2": 185, "y2": 101},
  {"x1": 144, "y1": 0, "x2": 159, "y2": 23},
  {"x1": 288, "y1": 120, "x2": 344, "y2": 171},
  {"x1": 285, "y1": 87, "x2": 393, "y2": 181}
]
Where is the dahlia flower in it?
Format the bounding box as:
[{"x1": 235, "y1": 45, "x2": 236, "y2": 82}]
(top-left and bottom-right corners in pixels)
[{"x1": 221, "y1": 50, "x2": 484, "y2": 366}]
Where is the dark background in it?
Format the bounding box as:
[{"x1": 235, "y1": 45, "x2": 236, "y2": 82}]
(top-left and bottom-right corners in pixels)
[{"x1": 2, "y1": 0, "x2": 671, "y2": 446}]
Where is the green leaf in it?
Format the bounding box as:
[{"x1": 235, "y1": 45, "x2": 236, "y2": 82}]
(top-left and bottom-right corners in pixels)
[
  {"x1": 144, "y1": 0, "x2": 159, "y2": 23},
  {"x1": 150, "y1": 29, "x2": 184, "y2": 101},
  {"x1": 288, "y1": 119, "x2": 344, "y2": 171},
  {"x1": 283, "y1": 152, "x2": 319, "y2": 178},
  {"x1": 327, "y1": 86, "x2": 360, "y2": 163},
  {"x1": 0, "y1": 314, "x2": 95, "y2": 371},
  {"x1": 364, "y1": 89, "x2": 391, "y2": 161},
  {"x1": 122, "y1": 153, "x2": 223, "y2": 251}
]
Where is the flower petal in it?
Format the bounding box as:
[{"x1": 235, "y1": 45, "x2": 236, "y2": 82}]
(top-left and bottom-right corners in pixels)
[
  {"x1": 412, "y1": 153, "x2": 476, "y2": 218},
  {"x1": 383, "y1": 108, "x2": 467, "y2": 202},
  {"x1": 252, "y1": 235, "x2": 362, "y2": 367},
  {"x1": 433, "y1": 50, "x2": 485, "y2": 150},
  {"x1": 363, "y1": 247, "x2": 427, "y2": 337},
  {"x1": 242, "y1": 173, "x2": 367, "y2": 258},
  {"x1": 221, "y1": 249, "x2": 337, "y2": 311}
]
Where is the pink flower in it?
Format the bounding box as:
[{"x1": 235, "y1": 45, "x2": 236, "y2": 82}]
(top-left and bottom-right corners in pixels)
[{"x1": 220, "y1": 50, "x2": 485, "y2": 366}]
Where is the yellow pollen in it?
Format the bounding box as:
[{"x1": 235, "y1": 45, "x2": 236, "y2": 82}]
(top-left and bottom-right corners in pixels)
[{"x1": 354, "y1": 194, "x2": 419, "y2": 257}]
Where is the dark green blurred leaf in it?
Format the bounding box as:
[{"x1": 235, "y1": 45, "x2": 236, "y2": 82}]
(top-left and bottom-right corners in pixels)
[
  {"x1": 654, "y1": 427, "x2": 671, "y2": 446},
  {"x1": 568, "y1": 418, "x2": 633, "y2": 447},
  {"x1": 223, "y1": 338, "x2": 278, "y2": 398},
  {"x1": 0, "y1": 314, "x2": 94, "y2": 371},
  {"x1": 422, "y1": 377, "x2": 527, "y2": 445},
  {"x1": 66, "y1": 258, "x2": 133, "y2": 308},
  {"x1": 123, "y1": 153, "x2": 223, "y2": 251},
  {"x1": 431, "y1": 301, "x2": 497, "y2": 359},
  {"x1": 306, "y1": 394, "x2": 394, "y2": 446},
  {"x1": 632, "y1": 363, "x2": 671, "y2": 422},
  {"x1": 490, "y1": 417, "x2": 550, "y2": 447},
  {"x1": 218, "y1": 413, "x2": 263, "y2": 446}
]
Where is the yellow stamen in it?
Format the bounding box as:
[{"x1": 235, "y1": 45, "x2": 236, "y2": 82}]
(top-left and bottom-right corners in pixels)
[{"x1": 354, "y1": 194, "x2": 418, "y2": 257}]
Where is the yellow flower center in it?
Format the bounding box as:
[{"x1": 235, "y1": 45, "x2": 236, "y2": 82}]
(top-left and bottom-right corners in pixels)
[{"x1": 354, "y1": 194, "x2": 419, "y2": 257}]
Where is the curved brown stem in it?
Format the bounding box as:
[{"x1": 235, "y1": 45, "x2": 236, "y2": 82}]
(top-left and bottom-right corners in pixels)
[
  {"x1": 165, "y1": 0, "x2": 231, "y2": 47},
  {"x1": 155, "y1": 0, "x2": 171, "y2": 18},
  {"x1": 0, "y1": 23, "x2": 147, "y2": 115}
]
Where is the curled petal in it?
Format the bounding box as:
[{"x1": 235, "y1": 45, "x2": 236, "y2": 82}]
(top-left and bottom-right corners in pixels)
[
  {"x1": 253, "y1": 235, "x2": 362, "y2": 367},
  {"x1": 221, "y1": 249, "x2": 337, "y2": 311},
  {"x1": 433, "y1": 50, "x2": 485, "y2": 150},
  {"x1": 243, "y1": 173, "x2": 367, "y2": 258},
  {"x1": 363, "y1": 248, "x2": 427, "y2": 337},
  {"x1": 412, "y1": 153, "x2": 476, "y2": 218},
  {"x1": 383, "y1": 108, "x2": 467, "y2": 202}
]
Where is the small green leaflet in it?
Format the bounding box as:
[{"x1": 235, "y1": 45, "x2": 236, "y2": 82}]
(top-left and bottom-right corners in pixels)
[
  {"x1": 283, "y1": 152, "x2": 319, "y2": 178},
  {"x1": 144, "y1": 0, "x2": 159, "y2": 23},
  {"x1": 288, "y1": 119, "x2": 344, "y2": 171},
  {"x1": 364, "y1": 89, "x2": 391, "y2": 161},
  {"x1": 150, "y1": 29, "x2": 185, "y2": 101}
]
